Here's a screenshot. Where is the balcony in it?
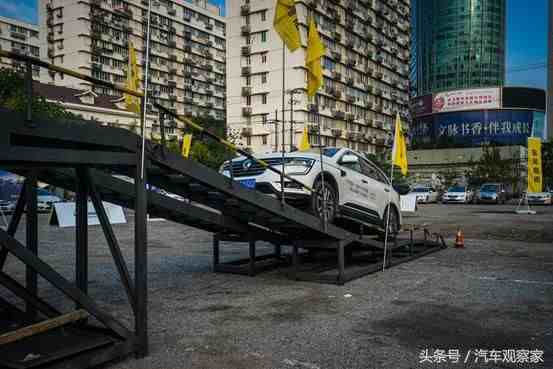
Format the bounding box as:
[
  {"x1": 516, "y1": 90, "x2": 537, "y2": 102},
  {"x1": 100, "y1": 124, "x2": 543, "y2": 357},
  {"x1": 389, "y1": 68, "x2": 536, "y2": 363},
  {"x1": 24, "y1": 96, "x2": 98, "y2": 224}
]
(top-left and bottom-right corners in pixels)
[
  {"x1": 331, "y1": 128, "x2": 342, "y2": 137},
  {"x1": 241, "y1": 66, "x2": 251, "y2": 76},
  {"x1": 240, "y1": 4, "x2": 250, "y2": 16},
  {"x1": 332, "y1": 110, "x2": 345, "y2": 120},
  {"x1": 346, "y1": 78, "x2": 354, "y2": 87},
  {"x1": 345, "y1": 94, "x2": 355, "y2": 103},
  {"x1": 168, "y1": 80, "x2": 177, "y2": 87},
  {"x1": 332, "y1": 70, "x2": 342, "y2": 81},
  {"x1": 206, "y1": 23, "x2": 213, "y2": 31},
  {"x1": 11, "y1": 32, "x2": 27, "y2": 41},
  {"x1": 332, "y1": 31, "x2": 342, "y2": 42},
  {"x1": 205, "y1": 88, "x2": 213, "y2": 96},
  {"x1": 307, "y1": 123, "x2": 319, "y2": 133},
  {"x1": 308, "y1": 103, "x2": 318, "y2": 112},
  {"x1": 242, "y1": 107, "x2": 252, "y2": 116},
  {"x1": 242, "y1": 86, "x2": 252, "y2": 96},
  {"x1": 332, "y1": 89, "x2": 342, "y2": 99},
  {"x1": 169, "y1": 94, "x2": 177, "y2": 101},
  {"x1": 242, "y1": 127, "x2": 253, "y2": 136},
  {"x1": 346, "y1": 59, "x2": 356, "y2": 67},
  {"x1": 168, "y1": 7, "x2": 176, "y2": 15},
  {"x1": 241, "y1": 25, "x2": 251, "y2": 35},
  {"x1": 114, "y1": 6, "x2": 132, "y2": 18},
  {"x1": 346, "y1": 113, "x2": 355, "y2": 122},
  {"x1": 331, "y1": 51, "x2": 341, "y2": 61},
  {"x1": 241, "y1": 46, "x2": 251, "y2": 56}
]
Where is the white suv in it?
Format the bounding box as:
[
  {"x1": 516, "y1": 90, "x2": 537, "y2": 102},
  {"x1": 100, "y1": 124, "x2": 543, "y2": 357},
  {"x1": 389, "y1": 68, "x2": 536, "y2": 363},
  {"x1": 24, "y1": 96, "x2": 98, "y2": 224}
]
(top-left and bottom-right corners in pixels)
[{"x1": 220, "y1": 147, "x2": 403, "y2": 234}]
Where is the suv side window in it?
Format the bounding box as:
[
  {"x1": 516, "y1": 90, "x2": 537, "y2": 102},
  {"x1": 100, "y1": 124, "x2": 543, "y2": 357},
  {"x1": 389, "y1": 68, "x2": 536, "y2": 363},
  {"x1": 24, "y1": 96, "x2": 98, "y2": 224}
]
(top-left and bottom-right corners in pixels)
[{"x1": 360, "y1": 159, "x2": 388, "y2": 184}]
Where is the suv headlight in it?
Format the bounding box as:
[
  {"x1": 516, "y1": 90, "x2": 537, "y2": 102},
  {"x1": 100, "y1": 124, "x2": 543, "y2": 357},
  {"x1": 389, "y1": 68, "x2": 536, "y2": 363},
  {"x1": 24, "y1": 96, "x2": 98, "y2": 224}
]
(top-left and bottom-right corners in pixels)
[{"x1": 284, "y1": 158, "x2": 315, "y2": 175}]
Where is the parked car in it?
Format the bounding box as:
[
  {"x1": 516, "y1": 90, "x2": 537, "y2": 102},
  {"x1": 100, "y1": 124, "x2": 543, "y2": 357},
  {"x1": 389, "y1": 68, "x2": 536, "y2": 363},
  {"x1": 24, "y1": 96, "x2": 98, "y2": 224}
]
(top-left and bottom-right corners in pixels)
[
  {"x1": 37, "y1": 189, "x2": 62, "y2": 206},
  {"x1": 0, "y1": 200, "x2": 15, "y2": 213},
  {"x1": 526, "y1": 192, "x2": 552, "y2": 205},
  {"x1": 477, "y1": 183, "x2": 507, "y2": 204},
  {"x1": 410, "y1": 186, "x2": 439, "y2": 204},
  {"x1": 220, "y1": 147, "x2": 407, "y2": 234},
  {"x1": 442, "y1": 186, "x2": 474, "y2": 204}
]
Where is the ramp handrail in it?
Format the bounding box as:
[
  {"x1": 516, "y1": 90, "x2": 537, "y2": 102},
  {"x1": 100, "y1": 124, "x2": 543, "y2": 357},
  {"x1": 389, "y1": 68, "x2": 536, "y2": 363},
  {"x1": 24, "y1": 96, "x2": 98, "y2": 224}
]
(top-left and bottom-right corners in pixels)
[{"x1": 0, "y1": 50, "x2": 314, "y2": 193}]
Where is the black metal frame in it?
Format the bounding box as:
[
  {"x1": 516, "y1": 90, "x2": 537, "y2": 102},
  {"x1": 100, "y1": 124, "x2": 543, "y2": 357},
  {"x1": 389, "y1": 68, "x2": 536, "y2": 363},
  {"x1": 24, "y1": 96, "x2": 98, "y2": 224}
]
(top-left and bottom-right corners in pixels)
[{"x1": 0, "y1": 50, "x2": 448, "y2": 368}]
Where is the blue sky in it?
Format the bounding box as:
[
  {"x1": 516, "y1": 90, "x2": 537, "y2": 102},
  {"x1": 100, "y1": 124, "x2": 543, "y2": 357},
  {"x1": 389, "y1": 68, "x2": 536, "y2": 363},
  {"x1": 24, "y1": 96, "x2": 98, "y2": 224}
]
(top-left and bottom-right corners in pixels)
[{"x1": 0, "y1": 0, "x2": 547, "y2": 89}]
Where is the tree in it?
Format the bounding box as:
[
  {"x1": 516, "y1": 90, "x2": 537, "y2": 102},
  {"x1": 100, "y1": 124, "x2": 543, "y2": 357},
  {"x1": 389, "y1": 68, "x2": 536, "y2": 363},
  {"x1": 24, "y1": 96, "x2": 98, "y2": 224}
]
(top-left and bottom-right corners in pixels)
[
  {"x1": 0, "y1": 68, "x2": 78, "y2": 120},
  {"x1": 465, "y1": 144, "x2": 521, "y2": 193},
  {"x1": 436, "y1": 167, "x2": 460, "y2": 190}
]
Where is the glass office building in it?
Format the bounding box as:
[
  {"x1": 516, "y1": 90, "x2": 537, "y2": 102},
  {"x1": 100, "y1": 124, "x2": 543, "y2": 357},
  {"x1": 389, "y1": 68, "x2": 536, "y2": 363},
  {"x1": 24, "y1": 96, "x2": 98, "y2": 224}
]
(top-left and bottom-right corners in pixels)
[{"x1": 411, "y1": 0, "x2": 506, "y2": 96}]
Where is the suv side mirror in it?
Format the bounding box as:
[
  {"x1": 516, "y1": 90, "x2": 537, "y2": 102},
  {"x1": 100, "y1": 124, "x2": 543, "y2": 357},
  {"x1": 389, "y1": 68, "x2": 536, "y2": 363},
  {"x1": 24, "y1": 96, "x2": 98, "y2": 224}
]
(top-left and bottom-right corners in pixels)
[{"x1": 340, "y1": 155, "x2": 359, "y2": 165}]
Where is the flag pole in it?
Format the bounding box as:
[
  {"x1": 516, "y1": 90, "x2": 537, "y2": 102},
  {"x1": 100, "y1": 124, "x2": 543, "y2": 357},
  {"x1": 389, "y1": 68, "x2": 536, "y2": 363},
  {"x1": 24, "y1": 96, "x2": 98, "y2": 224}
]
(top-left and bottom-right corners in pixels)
[
  {"x1": 383, "y1": 122, "x2": 397, "y2": 272},
  {"x1": 140, "y1": 0, "x2": 153, "y2": 180},
  {"x1": 280, "y1": 40, "x2": 286, "y2": 206}
]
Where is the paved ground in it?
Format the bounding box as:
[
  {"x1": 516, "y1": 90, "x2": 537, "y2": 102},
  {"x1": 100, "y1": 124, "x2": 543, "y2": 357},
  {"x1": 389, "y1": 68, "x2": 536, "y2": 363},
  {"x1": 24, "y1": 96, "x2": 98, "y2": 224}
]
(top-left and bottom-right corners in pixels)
[{"x1": 1, "y1": 203, "x2": 552, "y2": 369}]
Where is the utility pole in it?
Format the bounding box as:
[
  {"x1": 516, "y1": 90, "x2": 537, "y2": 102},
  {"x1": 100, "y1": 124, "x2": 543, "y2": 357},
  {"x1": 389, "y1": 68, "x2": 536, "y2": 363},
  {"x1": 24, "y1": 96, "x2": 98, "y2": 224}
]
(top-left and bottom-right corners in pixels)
[
  {"x1": 288, "y1": 89, "x2": 302, "y2": 151},
  {"x1": 545, "y1": 0, "x2": 553, "y2": 140}
]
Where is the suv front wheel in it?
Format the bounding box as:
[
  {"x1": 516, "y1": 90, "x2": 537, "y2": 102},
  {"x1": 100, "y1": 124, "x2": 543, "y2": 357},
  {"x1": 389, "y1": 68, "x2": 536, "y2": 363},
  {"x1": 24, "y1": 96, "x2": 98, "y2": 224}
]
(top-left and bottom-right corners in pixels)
[{"x1": 311, "y1": 179, "x2": 338, "y2": 224}]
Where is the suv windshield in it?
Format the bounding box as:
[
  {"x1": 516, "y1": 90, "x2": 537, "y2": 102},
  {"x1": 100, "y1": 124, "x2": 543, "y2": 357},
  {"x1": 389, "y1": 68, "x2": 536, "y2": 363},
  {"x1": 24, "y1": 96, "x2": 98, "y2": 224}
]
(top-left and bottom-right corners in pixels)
[
  {"x1": 481, "y1": 185, "x2": 498, "y2": 192},
  {"x1": 448, "y1": 187, "x2": 465, "y2": 192}
]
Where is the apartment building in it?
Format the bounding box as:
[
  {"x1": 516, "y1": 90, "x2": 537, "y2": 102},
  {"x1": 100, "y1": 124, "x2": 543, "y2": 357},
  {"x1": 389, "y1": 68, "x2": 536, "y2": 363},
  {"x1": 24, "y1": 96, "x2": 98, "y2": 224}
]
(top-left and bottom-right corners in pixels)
[
  {"x1": 0, "y1": 16, "x2": 41, "y2": 78},
  {"x1": 38, "y1": 0, "x2": 226, "y2": 122},
  {"x1": 227, "y1": 0, "x2": 411, "y2": 154}
]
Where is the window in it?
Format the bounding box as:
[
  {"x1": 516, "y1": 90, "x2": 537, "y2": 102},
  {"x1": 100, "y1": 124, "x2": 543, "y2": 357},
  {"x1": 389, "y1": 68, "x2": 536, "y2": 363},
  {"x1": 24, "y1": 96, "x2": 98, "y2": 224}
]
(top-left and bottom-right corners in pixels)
[
  {"x1": 262, "y1": 94, "x2": 267, "y2": 104},
  {"x1": 262, "y1": 135, "x2": 267, "y2": 145},
  {"x1": 261, "y1": 11, "x2": 266, "y2": 21},
  {"x1": 261, "y1": 53, "x2": 267, "y2": 63},
  {"x1": 261, "y1": 73, "x2": 267, "y2": 84},
  {"x1": 261, "y1": 31, "x2": 267, "y2": 43}
]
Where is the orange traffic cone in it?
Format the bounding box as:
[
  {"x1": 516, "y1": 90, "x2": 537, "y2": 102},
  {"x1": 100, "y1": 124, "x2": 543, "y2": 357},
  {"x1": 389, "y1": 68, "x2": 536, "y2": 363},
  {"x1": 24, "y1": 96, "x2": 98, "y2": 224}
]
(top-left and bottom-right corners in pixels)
[{"x1": 455, "y1": 229, "x2": 464, "y2": 248}]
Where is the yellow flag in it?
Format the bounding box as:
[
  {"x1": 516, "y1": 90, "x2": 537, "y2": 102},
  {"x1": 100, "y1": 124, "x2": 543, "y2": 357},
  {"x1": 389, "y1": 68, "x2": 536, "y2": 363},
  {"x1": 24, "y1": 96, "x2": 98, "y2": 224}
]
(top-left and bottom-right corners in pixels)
[
  {"x1": 181, "y1": 134, "x2": 192, "y2": 158},
  {"x1": 125, "y1": 41, "x2": 141, "y2": 114},
  {"x1": 298, "y1": 126, "x2": 311, "y2": 151},
  {"x1": 273, "y1": 0, "x2": 301, "y2": 52},
  {"x1": 306, "y1": 18, "x2": 325, "y2": 97},
  {"x1": 527, "y1": 137, "x2": 543, "y2": 193},
  {"x1": 392, "y1": 113, "x2": 408, "y2": 176}
]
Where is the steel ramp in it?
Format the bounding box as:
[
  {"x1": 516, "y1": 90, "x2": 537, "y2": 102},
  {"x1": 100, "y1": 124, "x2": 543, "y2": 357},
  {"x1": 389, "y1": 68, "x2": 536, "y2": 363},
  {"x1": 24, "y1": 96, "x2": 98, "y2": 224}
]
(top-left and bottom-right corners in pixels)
[{"x1": 0, "y1": 108, "x2": 356, "y2": 245}]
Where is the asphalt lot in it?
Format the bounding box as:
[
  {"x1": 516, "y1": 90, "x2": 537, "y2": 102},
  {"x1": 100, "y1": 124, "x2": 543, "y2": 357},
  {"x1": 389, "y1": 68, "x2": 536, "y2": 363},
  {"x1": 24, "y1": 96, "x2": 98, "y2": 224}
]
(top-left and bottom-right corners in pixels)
[{"x1": 1, "y1": 203, "x2": 552, "y2": 369}]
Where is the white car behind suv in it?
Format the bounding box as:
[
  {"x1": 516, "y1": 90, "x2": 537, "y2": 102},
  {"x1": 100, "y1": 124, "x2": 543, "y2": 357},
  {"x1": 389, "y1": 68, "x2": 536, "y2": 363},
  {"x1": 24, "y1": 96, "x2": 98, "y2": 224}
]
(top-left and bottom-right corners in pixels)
[
  {"x1": 442, "y1": 186, "x2": 474, "y2": 204},
  {"x1": 220, "y1": 147, "x2": 404, "y2": 234}
]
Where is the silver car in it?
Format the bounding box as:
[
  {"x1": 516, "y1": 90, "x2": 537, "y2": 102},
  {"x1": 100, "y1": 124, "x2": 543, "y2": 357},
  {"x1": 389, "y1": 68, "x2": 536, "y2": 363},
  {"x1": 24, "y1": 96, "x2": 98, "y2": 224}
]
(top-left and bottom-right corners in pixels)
[{"x1": 220, "y1": 147, "x2": 404, "y2": 234}]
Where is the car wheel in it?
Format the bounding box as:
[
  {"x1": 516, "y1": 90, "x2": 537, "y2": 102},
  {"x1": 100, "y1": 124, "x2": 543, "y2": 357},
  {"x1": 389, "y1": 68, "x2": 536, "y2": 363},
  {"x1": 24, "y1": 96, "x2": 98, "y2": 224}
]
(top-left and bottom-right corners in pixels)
[
  {"x1": 311, "y1": 179, "x2": 338, "y2": 224},
  {"x1": 382, "y1": 205, "x2": 400, "y2": 237}
]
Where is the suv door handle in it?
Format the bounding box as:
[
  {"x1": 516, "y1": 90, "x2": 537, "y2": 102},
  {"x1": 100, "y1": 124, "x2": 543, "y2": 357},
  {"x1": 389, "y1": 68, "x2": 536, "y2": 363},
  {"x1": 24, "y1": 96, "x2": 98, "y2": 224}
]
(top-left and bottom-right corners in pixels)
[
  {"x1": 384, "y1": 188, "x2": 390, "y2": 192},
  {"x1": 361, "y1": 179, "x2": 368, "y2": 184}
]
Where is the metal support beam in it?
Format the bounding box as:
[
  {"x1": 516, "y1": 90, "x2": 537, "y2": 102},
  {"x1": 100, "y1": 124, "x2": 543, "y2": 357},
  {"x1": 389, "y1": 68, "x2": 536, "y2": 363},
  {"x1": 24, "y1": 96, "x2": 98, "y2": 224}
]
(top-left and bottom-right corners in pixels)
[
  {"x1": 0, "y1": 229, "x2": 132, "y2": 339},
  {"x1": 0, "y1": 271, "x2": 60, "y2": 318},
  {"x1": 212, "y1": 234, "x2": 219, "y2": 271},
  {"x1": 337, "y1": 244, "x2": 345, "y2": 285},
  {"x1": 134, "y1": 162, "x2": 148, "y2": 357},
  {"x1": 0, "y1": 179, "x2": 27, "y2": 270},
  {"x1": 248, "y1": 238, "x2": 256, "y2": 277},
  {"x1": 25, "y1": 172, "x2": 38, "y2": 320},
  {"x1": 75, "y1": 167, "x2": 89, "y2": 309},
  {"x1": 85, "y1": 170, "x2": 137, "y2": 313}
]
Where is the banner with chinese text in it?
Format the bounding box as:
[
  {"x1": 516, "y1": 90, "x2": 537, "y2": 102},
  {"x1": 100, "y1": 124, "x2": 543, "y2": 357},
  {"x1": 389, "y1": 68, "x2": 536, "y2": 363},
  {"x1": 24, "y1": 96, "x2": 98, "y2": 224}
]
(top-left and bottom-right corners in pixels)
[
  {"x1": 412, "y1": 110, "x2": 534, "y2": 147},
  {"x1": 527, "y1": 138, "x2": 542, "y2": 193}
]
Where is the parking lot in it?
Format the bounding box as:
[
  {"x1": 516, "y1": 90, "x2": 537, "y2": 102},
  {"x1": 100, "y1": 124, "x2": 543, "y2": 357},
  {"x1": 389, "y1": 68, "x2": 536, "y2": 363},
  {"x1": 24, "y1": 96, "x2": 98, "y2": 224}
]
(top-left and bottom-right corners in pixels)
[{"x1": 1, "y1": 203, "x2": 552, "y2": 369}]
